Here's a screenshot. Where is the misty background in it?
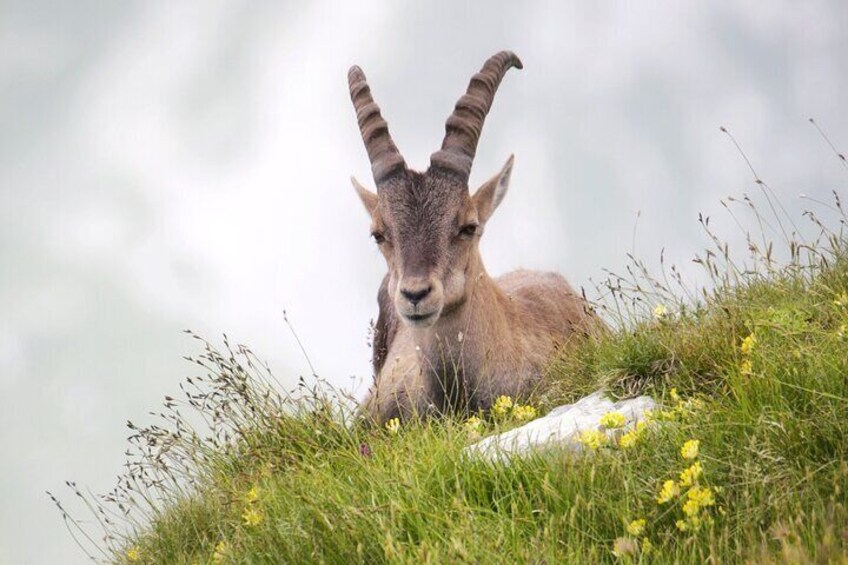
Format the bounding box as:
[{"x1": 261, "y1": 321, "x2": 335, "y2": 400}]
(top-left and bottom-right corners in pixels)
[{"x1": 2, "y1": 1, "x2": 847, "y2": 562}]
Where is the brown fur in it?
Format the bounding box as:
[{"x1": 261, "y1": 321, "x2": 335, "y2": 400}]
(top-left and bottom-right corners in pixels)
[
  {"x1": 363, "y1": 266, "x2": 598, "y2": 423},
  {"x1": 350, "y1": 54, "x2": 602, "y2": 424}
]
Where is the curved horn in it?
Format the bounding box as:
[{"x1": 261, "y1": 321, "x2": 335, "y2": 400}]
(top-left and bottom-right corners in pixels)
[
  {"x1": 348, "y1": 65, "x2": 406, "y2": 183},
  {"x1": 430, "y1": 51, "x2": 523, "y2": 181}
]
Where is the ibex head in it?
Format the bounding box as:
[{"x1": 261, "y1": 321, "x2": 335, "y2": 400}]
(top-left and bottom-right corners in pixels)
[{"x1": 350, "y1": 51, "x2": 522, "y2": 328}]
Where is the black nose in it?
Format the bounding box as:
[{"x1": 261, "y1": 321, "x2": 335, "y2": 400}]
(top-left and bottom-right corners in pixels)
[{"x1": 401, "y1": 285, "x2": 432, "y2": 305}]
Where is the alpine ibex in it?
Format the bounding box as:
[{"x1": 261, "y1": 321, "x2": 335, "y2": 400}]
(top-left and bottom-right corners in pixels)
[{"x1": 349, "y1": 51, "x2": 600, "y2": 424}]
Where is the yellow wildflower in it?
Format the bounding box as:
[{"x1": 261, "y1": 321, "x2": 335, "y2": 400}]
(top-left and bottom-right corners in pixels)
[
  {"x1": 512, "y1": 404, "x2": 538, "y2": 422},
  {"x1": 656, "y1": 479, "x2": 680, "y2": 504},
  {"x1": 740, "y1": 332, "x2": 757, "y2": 354},
  {"x1": 740, "y1": 359, "x2": 753, "y2": 375},
  {"x1": 635, "y1": 420, "x2": 649, "y2": 433},
  {"x1": 653, "y1": 408, "x2": 678, "y2": 422},
  {"x1": 627, "y1": 518, "x2": 646, "y2": 536},
  {"x1": 242, "y1": 507, "x2": 264, "y2": 527},
  {"x1": 245, "y1": 486, "x2": 260, "y2": 504},
  {"x1": 464, "y1": 415, "x2": 484, "y2": 433},
  {"x1": 675, "y1": 519, "x2": 689, "y2": 532},
  {"x1": 213, "y1": 541, "x2": 229, "y2": 562},
  {"x1": 127, "y1": 546, "x2": 141, "y2": 562},
  {"x1": 641, "y1": 537, "x2": 653, "y2": 555},
  {"x1": 681, "y1": 397, "x2": 705, "y2": 412},
  {"x1": 680, "y1": 439, "x2": 700, "y2": 460},
  {"x1": 579, "y1": 429, "x2": 608, "y2": 450},
  {"x1": 678, "y1": 486, "x2": 715, "y2": 520},
  {"x1": 492, "y1": 395, "x2": 514, "y2": 418},
  {"x1": 687, "y1": 485, "x2": 715, "y2": 508},
  {"x1": 669, "y1": 387, "x2": 680, "y2": 404},
  {"x1": 834, "y1": 291, "x2": 848, "y2": 308},
  {"x1": 653, "y1": 304, "x2": 669, "y2": 319},
  {"x1": 682, "y1": 497, "x2": 701, "y2": 517},
  {"x1": 618, "y1": 430, "x2": 639, "y2": 449},
  {"x1": 385, "y1": 418, "x2": 400, "y2": 434},
  {"x1": 679, "y1": 461, "x2": 703, "y2": 487},
  {"x1": 600, "y1": 411, "x2": 626, "y2": 429}
]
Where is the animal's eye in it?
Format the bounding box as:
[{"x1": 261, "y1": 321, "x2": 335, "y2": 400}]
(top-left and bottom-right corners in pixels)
[
  {"x1": 459, "y1": 224, "x2": 479, "y2": 238},
  {"x1": 371, "y1": 231, "x2": 386, "y2": 244}
]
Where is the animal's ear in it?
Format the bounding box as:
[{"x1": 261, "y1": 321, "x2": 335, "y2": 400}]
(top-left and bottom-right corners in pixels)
[
  {"x1": 472, "y1": 155, "x2": 513, "y2": 223},
  {"x1": 351, "y1": 176, "x2": 378, "y2": 218}
]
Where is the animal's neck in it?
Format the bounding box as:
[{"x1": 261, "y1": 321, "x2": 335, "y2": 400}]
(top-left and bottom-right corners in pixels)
[{"x1": 413, "y1": 267, "x2": 513, "y2": 373}]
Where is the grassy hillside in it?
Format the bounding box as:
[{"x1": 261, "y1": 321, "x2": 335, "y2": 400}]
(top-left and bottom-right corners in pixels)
[{"x1": 54, "y1": 189, "x2": 848, "y2": 563}]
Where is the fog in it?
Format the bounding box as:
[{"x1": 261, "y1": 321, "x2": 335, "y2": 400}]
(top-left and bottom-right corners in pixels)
[{"x1": 2, "y1": 1, "x2": 846, "y2": 562}]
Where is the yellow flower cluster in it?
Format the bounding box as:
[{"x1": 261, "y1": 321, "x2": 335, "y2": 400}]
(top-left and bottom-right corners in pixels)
[
  {"x1": 653, "y1": 304, "x2": 669, "y2": 320},
  {"x1": 739, "y1": 331, "x2": 757, "y2": 376},
  {"x1": 460, "y1": 398, "x2": 540, "y2": 442},
  {"x1": 600, "y1": 411, "x2": 626, "y2": 429},
  {"x1": 581, "y1": 411, "x2": 653, "y2": 453},
  {"x1": 578, "y1": 429, "x2": 609, "y2": 450},
  {"x1": 679, "y1": 461, "x2": 702, "y2": 487},
  {"x1": 618, "y1": 419, "x2": 649, "y2": 449},
  {"x1": 641, "y1": 538, "x2": 653, "y2": 555},
  {"x1": 464, "y1": 415, "x2": 484, "y2": 439},
  {"x1": 680, "y1": 439, "x2": 699, "y2": 460},
  {"x1": 575, "y1": 407, "x2": 657, "y2": 455},
  {"x1": 656, "y1": 479, "x2": 680, "y2": 504},
  {"x1": 385, "y1": 417, "x2": 401, "y2": 434},
  {"x1": 612, "y1": 402, "x2": 716, "y2": 555},
  {"x1": 669, "y1": 388, "x2": 680, "y2": 404},
  {"x1": 656, "y1": 438, "x2": 716, "y2": 533},
  {"x1": 492, "y1": 395, "x2": 514, "y2": 418},
  {"x1": 682, "y1": 486, "x2": 715, "y2": 517},
  {"x1": 213, "y1": 541, "x2": 229, "y2": 562},
  {"x1": 677, "y1": 485, "x2": 716, "y2": 531},
  {"x1": 126, "y1": 546, "x2": 141, "y2": 562},
  {"x1": 618, "y1": 430, "x2": 639, "y2": 449},
  {"x1": 626, "y1": 518, "x2": 646, "y2": 536},
  {"x1": 242, "y1": 506, "x2": 264, "y2": 527},
  {"x1": 491, "y1": 396, "x2": 538, "y2": 423},
  {"x1": 651, "y1": 388, "x2": 704, "y2": 423},
  {"x1": 511, "y1": 404, "x2": 538, "y2": 422},
  {"x1": 241, "y1": 484, "x2": 265, "y2": 527},
  {"x1": 464, "y1": 415, "x2": 483, "y2": 432},
  {"x1": 740, "y1": 332, "x2": 757, "y2": 354}
]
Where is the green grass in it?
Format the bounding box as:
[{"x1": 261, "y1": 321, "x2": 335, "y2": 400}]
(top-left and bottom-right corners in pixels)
[{"x1": 53, "y1": 189, "x2": 848, "y2": 563}]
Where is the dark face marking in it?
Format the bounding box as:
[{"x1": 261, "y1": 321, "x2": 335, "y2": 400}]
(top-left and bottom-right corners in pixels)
[{"x1": 386, "y1": 172, "x2": 463, "y2": 275}]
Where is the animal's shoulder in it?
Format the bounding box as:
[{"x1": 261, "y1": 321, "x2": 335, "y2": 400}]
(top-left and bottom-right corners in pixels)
[
  {"x1": 495, "y1": 269, "x2": 596, "y2": 336},
  {"x1": 495, "y1": 269, "x2": 578, "y2": 302}
]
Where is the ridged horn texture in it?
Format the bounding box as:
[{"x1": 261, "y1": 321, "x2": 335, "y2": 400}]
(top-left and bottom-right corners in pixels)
[
  {"x1": 348, "y1": 65, "x2": 406, "y2": 184},
  {"x1": 430, "y1": 51, "x2": 523, "y2": 182}
]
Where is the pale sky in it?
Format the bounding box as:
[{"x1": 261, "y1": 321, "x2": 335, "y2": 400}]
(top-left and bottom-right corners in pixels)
[{"x1": 2, "y1": 1, "x2": 847, "y2": 562}]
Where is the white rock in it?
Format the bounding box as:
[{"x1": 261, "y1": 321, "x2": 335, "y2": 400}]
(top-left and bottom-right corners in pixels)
[{"x1": 464, "y1": 390, "x2": 656, "y2": 462}]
